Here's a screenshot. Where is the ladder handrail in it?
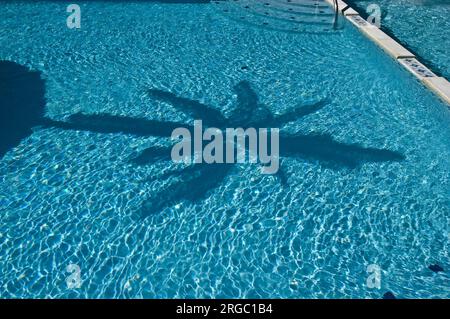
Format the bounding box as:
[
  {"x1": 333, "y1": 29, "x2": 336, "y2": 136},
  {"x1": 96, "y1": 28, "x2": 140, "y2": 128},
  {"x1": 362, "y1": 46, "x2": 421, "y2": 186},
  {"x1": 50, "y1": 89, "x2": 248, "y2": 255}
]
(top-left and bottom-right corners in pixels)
[{"x1": 333, "y1": 0, "x2": 339, "y2": 30}]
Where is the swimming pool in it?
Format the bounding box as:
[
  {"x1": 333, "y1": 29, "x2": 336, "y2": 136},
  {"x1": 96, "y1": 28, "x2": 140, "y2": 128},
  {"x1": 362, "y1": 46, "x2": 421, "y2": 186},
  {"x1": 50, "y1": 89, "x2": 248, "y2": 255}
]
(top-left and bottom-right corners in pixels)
[
  {"x1": 0, "y1": 0, "x2": 449, "y2": 298},
  {"x1": 348, "y1": 0, "x2": 450, "y2": 79}
]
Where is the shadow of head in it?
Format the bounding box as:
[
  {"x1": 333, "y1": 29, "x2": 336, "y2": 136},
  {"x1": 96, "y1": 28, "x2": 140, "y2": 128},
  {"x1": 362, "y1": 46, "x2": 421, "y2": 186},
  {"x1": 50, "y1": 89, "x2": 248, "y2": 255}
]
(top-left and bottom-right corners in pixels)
[{"x1": 0, "y1": 61, "x2": 46, "y2": 158}]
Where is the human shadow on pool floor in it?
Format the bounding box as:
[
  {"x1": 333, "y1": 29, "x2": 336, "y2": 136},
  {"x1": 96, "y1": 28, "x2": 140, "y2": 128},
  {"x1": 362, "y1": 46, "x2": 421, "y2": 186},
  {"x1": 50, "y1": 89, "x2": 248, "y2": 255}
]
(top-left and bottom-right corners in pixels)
[
  {"x1": 43, "y1": 81, "x2": 404, "y2": 217},
  {"x1": 0, "y1": 64, "x2": 405, "y2": 216},
  {"x1": 134, "y1": 80, "x2": 405, "y2": 216},
  {"x1": 42, "y1": 81, "x2": 404, "y2": 173}
]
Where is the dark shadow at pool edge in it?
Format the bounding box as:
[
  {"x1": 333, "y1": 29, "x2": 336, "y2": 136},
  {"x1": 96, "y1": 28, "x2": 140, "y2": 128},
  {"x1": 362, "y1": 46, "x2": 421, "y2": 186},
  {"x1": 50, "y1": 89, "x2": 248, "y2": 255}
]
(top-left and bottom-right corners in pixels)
[{"x1": 0, "y1": 60, "x2": 46, "y2": 159}]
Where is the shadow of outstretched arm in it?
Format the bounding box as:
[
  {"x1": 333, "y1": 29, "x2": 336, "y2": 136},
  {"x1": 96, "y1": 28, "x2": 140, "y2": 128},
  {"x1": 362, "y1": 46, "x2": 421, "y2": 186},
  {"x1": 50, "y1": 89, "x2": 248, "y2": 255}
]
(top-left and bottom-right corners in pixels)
[
  {"x1": 147, "y1": 89, "x2": 227, "y2": 128},
  {"x1": 281, "y1": 133, "x2": 405, "y2": 168},
  {"x1": 43, "y1": 112, "x2": 191, "y2": 138},
  {"x1": 131, "y1": 145, "x2": 173, "y2": 165},
  {"x1": 268, "y1": 99, "x2": 330, "y2": 127}
]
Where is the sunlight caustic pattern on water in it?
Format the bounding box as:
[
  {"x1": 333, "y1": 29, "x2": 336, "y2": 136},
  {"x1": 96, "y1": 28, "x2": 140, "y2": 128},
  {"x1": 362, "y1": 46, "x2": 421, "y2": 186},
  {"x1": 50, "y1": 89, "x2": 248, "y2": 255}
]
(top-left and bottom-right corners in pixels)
[{"x1": 0, "y1": 1, "x2": 449, "y2": 298}]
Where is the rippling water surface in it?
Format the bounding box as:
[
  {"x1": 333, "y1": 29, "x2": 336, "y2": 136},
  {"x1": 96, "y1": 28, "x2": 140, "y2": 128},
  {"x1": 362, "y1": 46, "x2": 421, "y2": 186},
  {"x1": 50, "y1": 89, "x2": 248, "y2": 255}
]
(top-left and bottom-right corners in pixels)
[
  {"x1": 349, "y1": 0, "x2": 450, "y2": 79},
  {"x1": 0, "y1": 1, "x2": 449, "y2": 298}
]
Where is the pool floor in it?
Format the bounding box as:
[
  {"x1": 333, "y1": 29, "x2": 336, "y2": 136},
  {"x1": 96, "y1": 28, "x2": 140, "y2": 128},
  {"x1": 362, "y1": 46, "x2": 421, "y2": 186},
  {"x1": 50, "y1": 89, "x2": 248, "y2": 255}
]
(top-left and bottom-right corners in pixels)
[{"x1": 0, "y1": 1, "x2": 449, "y2": 298}]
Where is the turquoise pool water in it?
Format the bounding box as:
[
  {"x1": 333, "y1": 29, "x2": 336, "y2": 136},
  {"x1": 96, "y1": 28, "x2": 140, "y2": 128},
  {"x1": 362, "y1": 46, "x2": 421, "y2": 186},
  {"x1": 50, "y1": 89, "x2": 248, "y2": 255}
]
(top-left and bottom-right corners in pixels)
[
  {"x1": 349, "y1": 0, "x2": 450, "y2": 79},
  {"x1": 0, "y1": 1, "x2": 449, "y2": 298}
]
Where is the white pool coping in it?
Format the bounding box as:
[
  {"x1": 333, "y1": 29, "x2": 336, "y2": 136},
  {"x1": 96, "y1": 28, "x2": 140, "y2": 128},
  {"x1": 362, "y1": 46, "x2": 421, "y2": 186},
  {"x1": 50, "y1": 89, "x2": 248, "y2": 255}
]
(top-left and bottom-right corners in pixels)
[{"x1": 323, "y1": 0, "x2": 450, "y2": 105}]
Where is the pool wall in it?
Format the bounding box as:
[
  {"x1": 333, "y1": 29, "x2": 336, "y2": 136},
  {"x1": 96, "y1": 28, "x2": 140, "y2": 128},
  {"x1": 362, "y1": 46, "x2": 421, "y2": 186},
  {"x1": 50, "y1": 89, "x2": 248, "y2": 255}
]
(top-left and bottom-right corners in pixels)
[{"x1": 324, "y1": 0, "x2": 450, "y2": 105}]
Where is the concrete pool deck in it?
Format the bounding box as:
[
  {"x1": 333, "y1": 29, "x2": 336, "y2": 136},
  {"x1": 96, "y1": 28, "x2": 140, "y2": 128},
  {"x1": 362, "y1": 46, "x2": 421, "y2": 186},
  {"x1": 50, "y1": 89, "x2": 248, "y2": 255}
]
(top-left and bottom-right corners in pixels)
[{"x1": 324, "y1": 0, "x2": 450, "y2": 105}]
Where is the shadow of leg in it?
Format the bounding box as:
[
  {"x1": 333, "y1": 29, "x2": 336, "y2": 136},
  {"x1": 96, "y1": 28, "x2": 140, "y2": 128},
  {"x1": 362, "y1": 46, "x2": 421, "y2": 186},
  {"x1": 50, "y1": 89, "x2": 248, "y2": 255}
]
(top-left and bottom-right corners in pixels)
[
  {"x1": 139, "y1": 163, "x2": 232, "y2": 218},
  {"x1": 131, "y1": 145, "x2": 173, "y2": 165}
]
